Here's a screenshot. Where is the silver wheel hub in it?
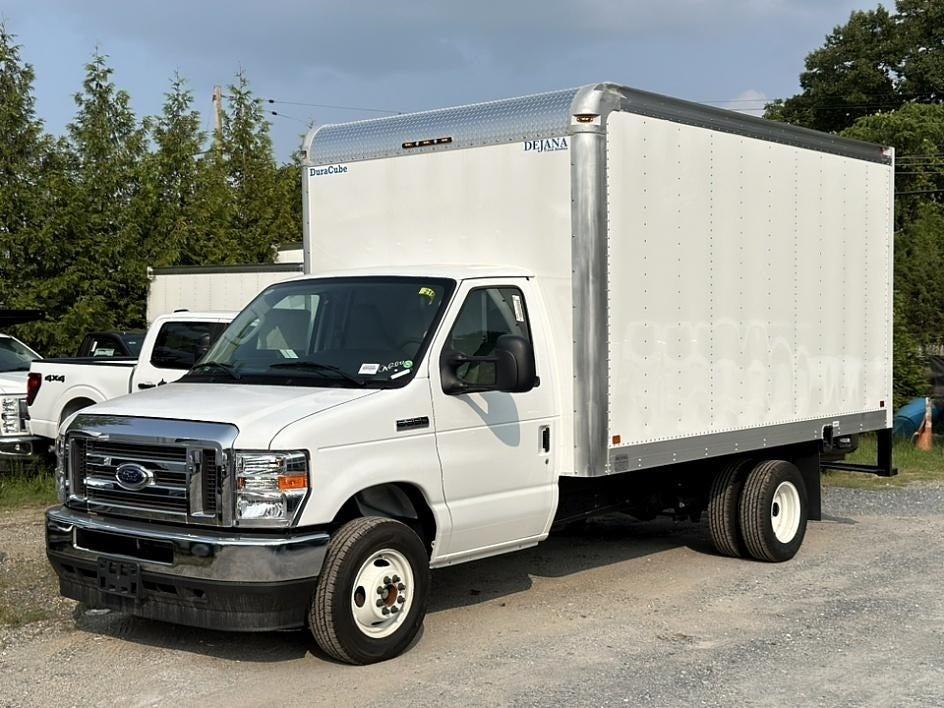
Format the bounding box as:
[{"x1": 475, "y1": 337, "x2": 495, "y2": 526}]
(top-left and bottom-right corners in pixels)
[{"x1": 351, "y1": 548, "x2": 414, "y2": 639}]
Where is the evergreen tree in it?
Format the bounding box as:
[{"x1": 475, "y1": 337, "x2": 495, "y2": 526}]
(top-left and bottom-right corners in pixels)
[
  {"x1": 189, "y1": 140, "x2": 237, "y2": 264},
  {"x1": 0, "y1": 25, "x2": 74, "y2": 354},
  {"x1": 144, "y1": 73, "x2": 206, "y2": 267},
  {"x1": 276, "y1": 149, "x2": 304, "y2": 249},
  {"x1": 224, "y1": 71, "x2": 293, "y2": 263},
  {"x1": 0, "y1": 24, "x2": 47, "y2": 306},
  {"x1": 52, "y1": 52, "x2": 149, "y2": 351}
]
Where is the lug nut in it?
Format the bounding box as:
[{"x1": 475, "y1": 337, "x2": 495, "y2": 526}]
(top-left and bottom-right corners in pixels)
[
  {"x1": 392, "y1": 575, "x2": 400, "y2": 583},
  {"x1": 382, "y1": 607, "x2": 390, "y2": 615},
  {"x1": 377, "y1": 586, "x2": 385, "y2": 595},
  {"x1": 384, "y1": 576, "x2": 391, "y2": 585},
  {"x1": 390, "y1": 606, "x2": 398, "y2": 614},
  {"x1": 397, "y1": 596, "x2": 405, "y2": 604},
  {"x1": 397, "y1": 583, "x2": 405, "y2": 591},
  {"x1": 376, "y1": 599, "x2": 384, "y2": 607}
]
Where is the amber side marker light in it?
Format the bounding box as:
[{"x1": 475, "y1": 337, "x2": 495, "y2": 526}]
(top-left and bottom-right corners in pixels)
[{"x1": 278, "y1": 475, "x2": 309, "y2": 491}]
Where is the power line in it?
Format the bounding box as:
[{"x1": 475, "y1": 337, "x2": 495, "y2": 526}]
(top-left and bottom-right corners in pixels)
[
  {"x1": 895, "y1": 188, "x2": 944, "y2": 196},
  {"x1": 265, "y1": 110, "x2": 310, "y2": 125},
  {"x1": 261, "y1": 98, "x2": 401, "y2": 115}
]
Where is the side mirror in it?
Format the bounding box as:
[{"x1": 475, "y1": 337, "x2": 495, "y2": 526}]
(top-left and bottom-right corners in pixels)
[
  {"x1": 440, "y1": 334, "x2": 536, "y2": 395},
  {"x1": 493, "y1": 335, "x2": 536, "y2": 393}
]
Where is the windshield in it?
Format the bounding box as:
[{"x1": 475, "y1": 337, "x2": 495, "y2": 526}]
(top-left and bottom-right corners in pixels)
[
  {"x1": 183, "y1": 277, "x2": 455, "y2": 387},
  {"x1": 0, "y1": 337, "x2": 40, "y2": 372}
]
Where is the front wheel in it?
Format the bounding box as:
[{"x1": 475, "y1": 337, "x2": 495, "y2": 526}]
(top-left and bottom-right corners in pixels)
[
  {"x1": 309, "y1": 516, "x2": 430, "y2": 664},
  {"x1": 738, "y1": 460, "x2": 808, "y2": 562}
]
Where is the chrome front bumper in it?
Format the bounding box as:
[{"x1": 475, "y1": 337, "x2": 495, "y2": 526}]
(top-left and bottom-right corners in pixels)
[
  {"x1": 0, "y1": 434, "x2": 44, "y2": 459},
  {"x1": 46, "y1": 506, "x2": 331, "y2": 630}
]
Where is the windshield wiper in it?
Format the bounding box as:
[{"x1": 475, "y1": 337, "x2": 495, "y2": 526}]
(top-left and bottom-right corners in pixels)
[
  {"x1": 269, "y1": 361, "x2": 366, "y2": 386},
  {"x1": 188, "y1": 361, "x2": 242, "y2": 380}
]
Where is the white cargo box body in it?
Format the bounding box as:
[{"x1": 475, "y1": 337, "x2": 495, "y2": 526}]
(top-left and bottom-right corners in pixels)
[
  {"x1": 146, "y1": 263, "x2": 303, "y2": 324},
  {"x1": 303, "y1": 83, "x2": 893, "y2": 477}
]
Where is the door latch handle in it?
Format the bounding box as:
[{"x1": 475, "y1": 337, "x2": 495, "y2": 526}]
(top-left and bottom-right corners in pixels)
[
  {"x1": 539, "y1": 425, "x2": 551, "y2": 454},
  {"x1": 137, "y1": 382, "x2": 155, "y2": 390}
]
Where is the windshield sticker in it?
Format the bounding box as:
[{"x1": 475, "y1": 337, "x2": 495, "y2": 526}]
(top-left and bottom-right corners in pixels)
[
  {"x1": 390, "y1": 369, "x2": 411, "y2": 380},
  {"x1": 358, "y1": 363, "x2": 380, "y2": 375},
  {"x1": 279, "y1": 349, "x2": 299, "y2": 359},
  {"x1": 418, "y1": 287, "x2": 436, "y2": 303},
  {"x1": 511, "y1": 294, "x2": 525, "y2": 323},
  {"x1": 380, "y1": 359, "x2": 413, "y2": 373}
]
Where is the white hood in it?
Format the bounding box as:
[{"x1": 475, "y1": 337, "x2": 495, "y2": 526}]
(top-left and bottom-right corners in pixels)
[
  {"x1": 0, "y1": 371, "x2": 27, "y2": 396},
  {"x1": 81, "y1": 382, "x2": 378, "y2": 448}
]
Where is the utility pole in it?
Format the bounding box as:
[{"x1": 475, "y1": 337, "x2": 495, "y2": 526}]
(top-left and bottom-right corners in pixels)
[{"x1": 212, "y1": 85, "x2": 223, "y2": 143}]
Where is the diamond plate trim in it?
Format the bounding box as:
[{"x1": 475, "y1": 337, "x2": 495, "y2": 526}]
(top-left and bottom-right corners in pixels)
[{"x1": 305, "y1": 88, "x2": 580, "y2": 165}]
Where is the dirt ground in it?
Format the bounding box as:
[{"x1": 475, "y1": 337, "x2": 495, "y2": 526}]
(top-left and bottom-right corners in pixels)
[{"x1": 1, "y1": 485, "x2": 942, "y2": 707}]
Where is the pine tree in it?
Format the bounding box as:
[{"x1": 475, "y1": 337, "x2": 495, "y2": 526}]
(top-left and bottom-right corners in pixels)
[
  {"x1": 0, "y1": 25, "x2": 72, "y2": 353},
  {"x1": 224, "y1": 70, "x2": 293, "y2": 263},
  {"x1": 52, "y1": 52, "x2": 149, "y2": 350},
  {"x1": 143, "y1": 73, "x2": 206, "y2": 267},
  {"x1": 190, "y1": 142, "x2": 237, "y2": 264},
  {"x1": 0, "y1": 24, "x2": 47, "y2": 305}
]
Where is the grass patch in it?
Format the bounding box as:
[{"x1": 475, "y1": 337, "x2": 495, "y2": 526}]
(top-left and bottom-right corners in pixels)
[
  {"x1": 0, "y1": 460, "x2": 57, "y2": 509},
  {"x1": 823, "y1": 434, "x2": 944, "y2": 489},
  {"x1": 0, "y1": 601, "x2": 54, "y2": 628}
]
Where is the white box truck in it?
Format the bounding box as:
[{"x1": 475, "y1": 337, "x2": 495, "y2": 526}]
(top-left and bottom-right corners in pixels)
[
  {"x1": 145, "y1": 244, "x2": 303, "y2": 323},
  {"x1": 46, "y1": 83, "x2": 894, "y2": 664}
]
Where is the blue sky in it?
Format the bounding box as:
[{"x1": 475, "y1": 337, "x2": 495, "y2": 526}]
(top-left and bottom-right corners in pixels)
[{"x1": 3, "y1": 0, "x2": 873, "y2": 161}]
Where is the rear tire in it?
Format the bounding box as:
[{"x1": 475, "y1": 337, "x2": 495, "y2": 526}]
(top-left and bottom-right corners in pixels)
[
  {"x1": 707, "y1": 458, "x2": 752, "y2": 557},
  {"x1": 738, "y1": 460, "x2": 808, "y2": 562},
  {"x1": 309, "y1": 516, "x2": 430, "y2": 664}
]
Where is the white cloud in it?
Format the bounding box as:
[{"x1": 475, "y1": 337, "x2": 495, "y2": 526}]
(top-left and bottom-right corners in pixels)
[{"x1": 727, "y1": 89, "x2": 769, "y2": 116}]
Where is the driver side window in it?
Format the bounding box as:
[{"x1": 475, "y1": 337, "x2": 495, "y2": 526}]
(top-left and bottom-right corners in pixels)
[{"x1": 446, "y1": 287, "x2": 531, "y2": 385}]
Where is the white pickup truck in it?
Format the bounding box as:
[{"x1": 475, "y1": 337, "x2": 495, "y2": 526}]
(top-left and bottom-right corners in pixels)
[
  {"x1": 46, "y1": 83, "x2": 896, "y2": 665},
  {"x1": 0, "y1": 333, "x2": 43, "y2": 459},
  {"x1": 28, "y1": 312, "x2": 233, "y2": 441}
]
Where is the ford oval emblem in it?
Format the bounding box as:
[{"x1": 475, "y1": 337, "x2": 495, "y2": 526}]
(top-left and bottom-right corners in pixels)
[{"x1": 115, "y1": 463, "x2": 154, "y2": 491}]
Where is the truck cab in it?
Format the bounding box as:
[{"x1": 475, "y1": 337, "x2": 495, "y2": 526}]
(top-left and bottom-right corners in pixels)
[{"x1": 28, "y1": 311, "x2": 234, "y2": 441}]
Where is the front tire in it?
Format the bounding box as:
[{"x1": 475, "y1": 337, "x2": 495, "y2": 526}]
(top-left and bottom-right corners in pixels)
[
  {"x1": 310, "y1": 516, "x2": 430, "y2": 664},
  {"x1": 738, "y1": 460, "x2": 808, "y2": 562}
]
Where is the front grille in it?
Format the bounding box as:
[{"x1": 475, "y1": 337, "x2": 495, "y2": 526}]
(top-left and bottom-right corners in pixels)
[
  {"x1": 69, "y1": 438, "x2": 224, "y2": 522},
  {"x1": 81, "y1": 440, "x2": 189, "y2": 516},
  {"x1": 202, "y1": 449, "x2": 219, "y2": 514}
]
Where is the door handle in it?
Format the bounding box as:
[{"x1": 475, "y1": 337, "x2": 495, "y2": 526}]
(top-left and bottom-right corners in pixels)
[
  {"x1": 137, "y1": 382, "x2": 156, "y2": 390},
  {"x1": 539, "y1": 425, "x2": 550, "y2": 454}
]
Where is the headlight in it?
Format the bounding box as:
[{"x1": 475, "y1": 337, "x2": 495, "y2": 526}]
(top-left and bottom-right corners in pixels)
[
  {"x1": 1, "y1": 396, "x2": 22, "y2": 435},
  {"x1": 55, "y1": 435, "x2": 69, "y2": 503},
  {"x1": 234, "y1": 451, "x2": 309, "y2": 527}
]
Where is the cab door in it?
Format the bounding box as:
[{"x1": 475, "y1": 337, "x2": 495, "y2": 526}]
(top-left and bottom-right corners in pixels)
[
  {"x1": 430, "y1": 279, "x2": 558, "y2": 560},
  {"x1": 131, "y1": 318, "x2": 229, "y2": 391}
]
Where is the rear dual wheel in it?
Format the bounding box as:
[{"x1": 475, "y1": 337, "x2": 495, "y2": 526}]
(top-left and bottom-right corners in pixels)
[{"x1": 708, "y1": 459, "x2": 808, "y2": 562}]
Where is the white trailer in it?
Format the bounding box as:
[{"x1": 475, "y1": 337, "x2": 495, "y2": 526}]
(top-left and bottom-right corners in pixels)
[
  {"x1": 145, "y1": 244, "x2": 303, "y2": 323},
  {"x1": 48, "y1": 83, "x2": 894, "y2": 664}
]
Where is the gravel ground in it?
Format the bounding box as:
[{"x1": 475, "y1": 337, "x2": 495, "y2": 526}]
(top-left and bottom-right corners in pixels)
[{"x1": 1, "y1": 484, "x2": 942, "y2": 707}]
